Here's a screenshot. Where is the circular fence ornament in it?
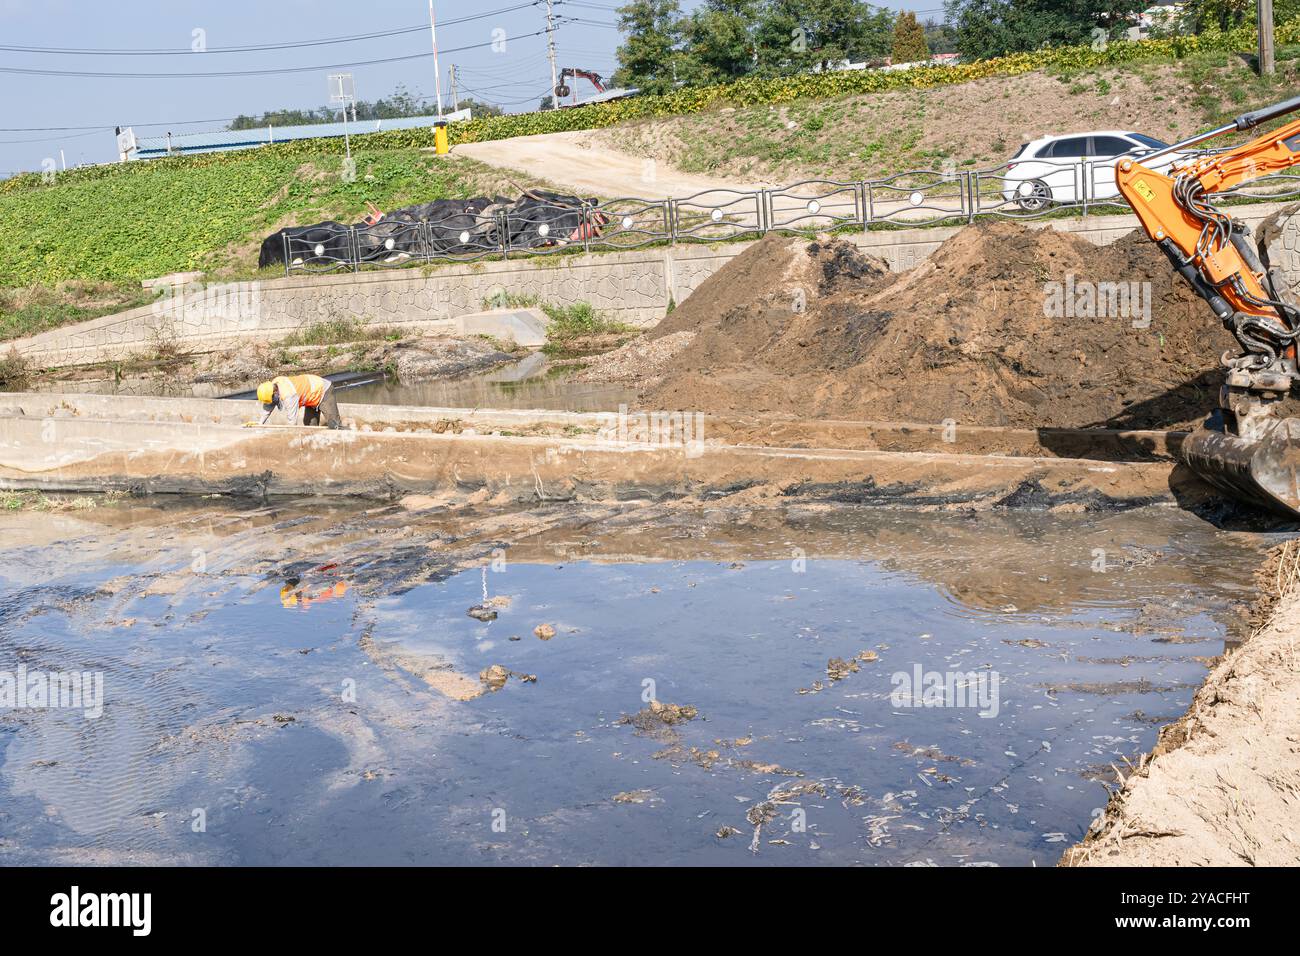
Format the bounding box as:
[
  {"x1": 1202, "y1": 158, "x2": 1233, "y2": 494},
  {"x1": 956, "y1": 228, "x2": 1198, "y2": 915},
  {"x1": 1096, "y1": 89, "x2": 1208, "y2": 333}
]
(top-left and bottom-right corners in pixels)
[
  {"x1": 538, "y1": 223, "x2": 550, "y2": 237},
  {"x1": 710, "y1": 208, "x2": 724, "y2": 222},
  {"x1": 807, "y1": 199, "x2": 821, "y2": 214},
  {"x1": 459, "y1": 231, "x2": 471, "y2": 244},
  {"x1": 313, "y1": 243, "x2": 325, "y2": 257},
  {"x1": 908, "y1": 192, "x2": 924, "y2": 207},
  {"x1": 622, "y1": 215, "x2": 634, "y2": 230}
]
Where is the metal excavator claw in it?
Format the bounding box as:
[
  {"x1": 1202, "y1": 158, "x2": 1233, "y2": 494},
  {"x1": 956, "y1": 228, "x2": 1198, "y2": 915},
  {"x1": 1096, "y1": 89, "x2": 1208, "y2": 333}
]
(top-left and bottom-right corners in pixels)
[
  {"x1": 1179, "y1": 215, "x2": 1300, "y2": 519},
  {"x1": 1182, "y1": 413, "x2": 1300, "y2": 517}
]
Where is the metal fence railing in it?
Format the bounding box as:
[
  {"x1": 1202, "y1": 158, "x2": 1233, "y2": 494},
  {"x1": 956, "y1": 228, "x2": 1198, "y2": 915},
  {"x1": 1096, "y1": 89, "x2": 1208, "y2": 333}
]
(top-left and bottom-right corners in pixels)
[{"x1": 282, "y1": 153, "x2": 1300, "y2": 274}]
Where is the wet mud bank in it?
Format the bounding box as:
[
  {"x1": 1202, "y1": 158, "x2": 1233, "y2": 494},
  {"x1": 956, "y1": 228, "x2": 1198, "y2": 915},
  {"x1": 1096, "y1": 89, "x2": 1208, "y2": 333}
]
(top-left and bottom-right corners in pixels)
[
  {"x1": 0, "y1": 392, "x2": 1212, "y2": 512},
  {"x1": 1062, "y1": 541, "x2": 1300, "y2": 866}
]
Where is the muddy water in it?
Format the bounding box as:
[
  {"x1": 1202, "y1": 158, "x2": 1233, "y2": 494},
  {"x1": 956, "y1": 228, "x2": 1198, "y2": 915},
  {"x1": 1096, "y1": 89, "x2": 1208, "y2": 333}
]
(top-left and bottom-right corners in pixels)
[
  {"x1": 346, "y1": 356, "x2": 635, "y2": 412},
  {"x1": 0, "y1": 499, "x2": 1274, "y2": 865}
]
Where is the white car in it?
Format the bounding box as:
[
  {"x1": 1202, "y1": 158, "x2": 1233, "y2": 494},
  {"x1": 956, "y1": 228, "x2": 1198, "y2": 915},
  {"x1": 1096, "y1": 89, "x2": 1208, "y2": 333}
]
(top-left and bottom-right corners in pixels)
[{"x1": 1000, "y1": 131, "x2": 1192, "y2": 210}]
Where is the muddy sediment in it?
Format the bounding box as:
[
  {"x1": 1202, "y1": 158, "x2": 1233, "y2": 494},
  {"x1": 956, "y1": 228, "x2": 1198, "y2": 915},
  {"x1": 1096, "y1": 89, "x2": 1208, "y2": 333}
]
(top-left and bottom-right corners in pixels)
[{"x1": 613, "y1": 223, "x2": 1297, "y2": 431}]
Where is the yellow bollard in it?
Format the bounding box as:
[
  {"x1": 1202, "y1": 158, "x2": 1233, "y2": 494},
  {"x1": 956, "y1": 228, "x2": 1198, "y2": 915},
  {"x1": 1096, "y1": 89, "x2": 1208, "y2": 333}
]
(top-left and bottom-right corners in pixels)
[{"x1": 434, "y1": 121, "x2": 449, "y2": 156}]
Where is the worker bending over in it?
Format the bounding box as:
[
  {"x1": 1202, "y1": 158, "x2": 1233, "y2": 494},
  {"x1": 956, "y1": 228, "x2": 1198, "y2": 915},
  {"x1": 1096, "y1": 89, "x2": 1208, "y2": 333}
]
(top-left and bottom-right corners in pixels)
[{"x1": 256, "y1": 374, "x2": 343, "y2": 428}]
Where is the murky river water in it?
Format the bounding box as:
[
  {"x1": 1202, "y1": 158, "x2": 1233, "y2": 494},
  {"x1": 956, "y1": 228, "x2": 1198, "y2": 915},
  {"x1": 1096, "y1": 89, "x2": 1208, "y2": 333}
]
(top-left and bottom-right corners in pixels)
[
  {"x1": 345, "y1": 354, "x2": 635, "y2": 411},
  {"x1": 0, "y1": 498, "x2": 1275, "y2": 865}
]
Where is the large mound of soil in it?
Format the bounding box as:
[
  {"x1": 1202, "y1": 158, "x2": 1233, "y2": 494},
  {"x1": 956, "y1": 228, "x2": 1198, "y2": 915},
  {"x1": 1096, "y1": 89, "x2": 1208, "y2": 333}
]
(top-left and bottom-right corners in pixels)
[{"x1": 641, "y1": 222, "x2": 1246, "y2": 430}]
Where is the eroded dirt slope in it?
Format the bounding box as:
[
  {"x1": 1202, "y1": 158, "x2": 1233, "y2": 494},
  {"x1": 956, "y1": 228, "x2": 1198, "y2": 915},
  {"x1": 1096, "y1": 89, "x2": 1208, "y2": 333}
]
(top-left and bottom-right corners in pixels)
[{"x1": 636, "y1": 223, "x2": 1249, "y2": 430}]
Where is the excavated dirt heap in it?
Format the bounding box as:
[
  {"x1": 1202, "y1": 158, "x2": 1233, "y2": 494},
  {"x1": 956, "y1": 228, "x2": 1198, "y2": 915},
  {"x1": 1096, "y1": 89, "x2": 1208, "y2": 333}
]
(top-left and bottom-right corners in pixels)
[{"x1": 642, "y1": 223, "x2": 1245, "y2": 430}]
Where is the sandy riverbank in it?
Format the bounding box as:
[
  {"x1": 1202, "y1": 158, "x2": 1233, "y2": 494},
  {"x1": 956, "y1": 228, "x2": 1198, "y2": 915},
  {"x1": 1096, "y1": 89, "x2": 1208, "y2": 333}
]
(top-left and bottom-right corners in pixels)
[{"x1": 1063, "y1": 542, "x2": 1300, "y2": 866}]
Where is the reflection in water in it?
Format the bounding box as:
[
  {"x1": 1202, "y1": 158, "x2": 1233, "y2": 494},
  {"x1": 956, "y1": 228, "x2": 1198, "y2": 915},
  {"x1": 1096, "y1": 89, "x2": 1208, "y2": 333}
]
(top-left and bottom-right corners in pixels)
[
  {"x1": 0, "y1": 498, "x2": 1277, "y2": 865},
  {"x1": 346, "y1": 361, "x2": 635, "y2": 412},
  {"x1": 280, "y1": 580, "x2": 349, "y2": 610}
]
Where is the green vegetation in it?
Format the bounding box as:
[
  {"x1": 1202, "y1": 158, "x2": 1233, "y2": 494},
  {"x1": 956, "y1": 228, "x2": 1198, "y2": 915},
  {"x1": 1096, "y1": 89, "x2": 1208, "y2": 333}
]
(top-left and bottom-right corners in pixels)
[
  {"x1": 540, "y1": 302, "x2": 637, "y2": 357},
  {"x1": 0, "y1": 346, "x2": 30, "y2": 389},
  {"x1": 480, "y1": 290, "x2": 540, "y2": 310},
  {"x1": 277, "y1": 316, "x2": 398, "y2": 347},
  {"x1": 0, "y1": 149, "x2": 508, "y2": 288},
  {"x1": 0, "y1": 490, "x2": 121, "y2": 512},
  {"x1": 0, "y1": 282, "x2": 155, "y2": 342},
  {"x1": 892, "y1": 11, "x2": 931, "y2": 64},
  {"x1": 541, "y1": 302, "x2": 630, "y2": 338},
  {"x1": 229, "y1": 83, "x2": 503, "y2": 130}
]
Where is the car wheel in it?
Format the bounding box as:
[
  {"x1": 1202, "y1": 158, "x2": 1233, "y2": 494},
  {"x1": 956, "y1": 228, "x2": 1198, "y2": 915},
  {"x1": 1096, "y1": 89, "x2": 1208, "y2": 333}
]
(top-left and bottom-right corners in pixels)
[{"x1": 1014, "y1": 179, "x2": 1052, "y2": 212}]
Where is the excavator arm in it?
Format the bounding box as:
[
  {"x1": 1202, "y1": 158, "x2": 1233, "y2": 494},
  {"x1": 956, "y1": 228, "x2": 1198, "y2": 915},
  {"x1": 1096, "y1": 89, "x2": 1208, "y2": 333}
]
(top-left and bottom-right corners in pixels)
[{"x1": 1116, "y1": 94, "x2": 1300, "y2": 516}]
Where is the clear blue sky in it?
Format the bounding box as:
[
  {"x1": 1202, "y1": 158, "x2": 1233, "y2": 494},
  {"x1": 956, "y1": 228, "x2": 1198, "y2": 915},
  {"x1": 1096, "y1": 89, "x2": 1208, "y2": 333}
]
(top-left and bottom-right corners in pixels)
[{"x1": 0, "y1": 0, "x2": 942, "y2": 177}]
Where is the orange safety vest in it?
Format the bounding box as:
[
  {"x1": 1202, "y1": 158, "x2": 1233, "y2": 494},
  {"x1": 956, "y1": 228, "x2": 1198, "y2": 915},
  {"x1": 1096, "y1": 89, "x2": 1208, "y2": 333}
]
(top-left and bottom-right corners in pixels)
[{"x1": 275, "y1": 374, "x2": 328, "y2": 407}]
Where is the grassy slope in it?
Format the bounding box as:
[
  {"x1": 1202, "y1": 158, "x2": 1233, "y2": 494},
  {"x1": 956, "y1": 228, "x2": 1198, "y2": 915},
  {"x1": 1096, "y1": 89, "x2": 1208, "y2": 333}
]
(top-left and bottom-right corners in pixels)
[
  {"x1": 594, "y1": 46, "x2": 1300, "y2": 184},
  {"x1": 0, "y1": 150, "x2": 547, "y2": 340}
]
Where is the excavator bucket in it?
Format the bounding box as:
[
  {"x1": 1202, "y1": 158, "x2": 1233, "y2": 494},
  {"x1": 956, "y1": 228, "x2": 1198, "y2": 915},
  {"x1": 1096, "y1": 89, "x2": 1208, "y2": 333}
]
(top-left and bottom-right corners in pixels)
[{"x1": 1181, "y1": 417, "x2": 1300, "y2": 517}]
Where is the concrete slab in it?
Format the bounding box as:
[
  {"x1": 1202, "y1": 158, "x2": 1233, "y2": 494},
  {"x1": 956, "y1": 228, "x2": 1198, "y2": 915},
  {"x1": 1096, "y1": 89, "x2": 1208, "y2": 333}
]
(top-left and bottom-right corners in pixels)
[{"x1": 454, "y1": 308, "x2": 548, "y2": 347}]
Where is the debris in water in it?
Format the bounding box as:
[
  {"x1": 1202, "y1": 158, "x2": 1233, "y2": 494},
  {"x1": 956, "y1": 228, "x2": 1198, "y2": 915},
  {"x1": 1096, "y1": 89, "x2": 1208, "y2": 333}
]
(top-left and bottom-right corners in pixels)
[
  {"x1": 534, "y1": 623, "x2": 557, "y2": 640},
  {"x1": 478, "y1": 664, "x2": 537, "y2": 691},
  {"x1": 618, "y1": 700, "x2": 699, "y2": 731},
  {"x1": 612, "y1": 790, "x2": 653, "y2": 804},
  {"x1": 800, "y1": 650, "x2": 879, "y2": 693}
]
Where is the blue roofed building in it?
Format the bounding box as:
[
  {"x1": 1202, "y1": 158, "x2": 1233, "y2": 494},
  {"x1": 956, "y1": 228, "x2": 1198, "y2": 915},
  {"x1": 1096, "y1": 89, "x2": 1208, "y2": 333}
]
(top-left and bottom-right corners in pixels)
[{"x1": 132, "y1": 110, "x2": 470, "y2": 159}]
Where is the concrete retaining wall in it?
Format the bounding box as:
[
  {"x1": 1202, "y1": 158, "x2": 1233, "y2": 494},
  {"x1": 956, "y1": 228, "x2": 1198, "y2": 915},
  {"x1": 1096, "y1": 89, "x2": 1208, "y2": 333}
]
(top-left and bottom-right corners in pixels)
[{"x1": 8, "y1": 201, "x2": 1294, "y2": 369}]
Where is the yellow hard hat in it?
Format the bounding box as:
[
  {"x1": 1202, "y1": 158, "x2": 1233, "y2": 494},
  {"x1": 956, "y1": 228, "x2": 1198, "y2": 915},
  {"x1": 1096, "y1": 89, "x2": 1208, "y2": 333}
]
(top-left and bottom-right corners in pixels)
[{"x1": 257, "y1": 381, "x2": 275, "y2": 405}]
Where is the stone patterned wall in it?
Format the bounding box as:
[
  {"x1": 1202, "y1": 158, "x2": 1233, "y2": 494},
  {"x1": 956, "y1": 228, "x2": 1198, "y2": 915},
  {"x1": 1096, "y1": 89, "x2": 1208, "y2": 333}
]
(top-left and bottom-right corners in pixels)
[{"x1": 10, "y1": 202, "x2": 1293, "y2": 369}]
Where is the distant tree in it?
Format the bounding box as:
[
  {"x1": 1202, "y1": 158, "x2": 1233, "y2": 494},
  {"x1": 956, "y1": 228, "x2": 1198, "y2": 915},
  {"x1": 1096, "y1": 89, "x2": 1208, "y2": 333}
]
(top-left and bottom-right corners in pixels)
[
  {"x1": 678, "y1": 0, "x2": 761, "y2": 84},
  {"x1": 612, "y1": 0, "x2": 684, "y2": 93},
  {"x1": 226, "y1": 84, "x2": 440, "y2": 130},
  {"x1": 892, "y1": 11, "x2": 931, "y2": 62},
  {"x1": 945, "y1": 0, "x2": 1146, "y2": 60},
  {"x1": 752, "y1": 0, "x2": 894, "y2": 74},
  {"x1": 1177, "y1": 0, "x2": 1300, "y2": 32},
  {"x1": 923, "y1": 17, "x2": 960, "y2": 53},
  {"x1": 458, "y1": 98, "x2": 504, "y2": 117}
]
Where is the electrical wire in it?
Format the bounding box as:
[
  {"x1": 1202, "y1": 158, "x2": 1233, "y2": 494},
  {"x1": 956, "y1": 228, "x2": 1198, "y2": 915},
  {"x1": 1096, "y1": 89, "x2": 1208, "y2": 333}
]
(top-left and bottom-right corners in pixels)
[
  {"x1": 0, "y1": 4, "x2": 540, "y2": 56},
  {"x1": 0, "y1": 128, "x2": 105, "y2": 146},
  {"x1": 0, "y1": 30, "x2": 551, "y2": 78}
]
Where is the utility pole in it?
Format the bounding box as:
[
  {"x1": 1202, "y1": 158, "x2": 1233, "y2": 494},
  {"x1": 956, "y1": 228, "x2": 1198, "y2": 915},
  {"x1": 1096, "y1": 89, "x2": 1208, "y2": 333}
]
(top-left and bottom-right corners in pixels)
[
  {"x1": 429, "y1": 0, "x2": 444, "y2": 116},
  {"x1": 449, "y1": 64, "x2": 460, "y2": 112},
  {"x1": 545, "y1": 0, "x2": 559, "y2": 110},
  {"x1": 1259, "y1": 0, "x2": 1276, "y2": 75}
]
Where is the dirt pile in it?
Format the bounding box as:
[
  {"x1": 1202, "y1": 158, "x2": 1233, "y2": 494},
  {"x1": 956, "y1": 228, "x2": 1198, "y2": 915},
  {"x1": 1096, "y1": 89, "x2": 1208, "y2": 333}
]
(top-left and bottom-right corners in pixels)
[{"x1": 640, "y1": 222, "x2": 1248, "y2": 430}]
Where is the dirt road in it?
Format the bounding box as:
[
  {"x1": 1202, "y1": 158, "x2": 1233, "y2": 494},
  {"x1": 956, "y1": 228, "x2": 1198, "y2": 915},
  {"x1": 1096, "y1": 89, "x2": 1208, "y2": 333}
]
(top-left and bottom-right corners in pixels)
[
  {"x1": 452, "y1": 130, "x2": 942, "y2": 226},
  {"x1": 454, "y1": 130, "x2": 763, "y2": 200}
]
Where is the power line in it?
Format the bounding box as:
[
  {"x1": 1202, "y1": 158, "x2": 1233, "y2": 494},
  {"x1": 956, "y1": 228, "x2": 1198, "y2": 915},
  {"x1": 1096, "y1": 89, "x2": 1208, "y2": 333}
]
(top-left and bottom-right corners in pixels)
[
  {"x1": 558, "y1": 16, "x2": 620, "y2": 29},
  {"x1": 0, "y1": 128, "x2": 104, "y2": 146},
  {"x1": 0, "y1": 31, "x2": 552, "y2": 78},
  {"x1": 0, "y1": 4, "x2": 540, "y2": 56},
  {"x1": 0, "y1": 117, "x2": 237, "y2": 132}
]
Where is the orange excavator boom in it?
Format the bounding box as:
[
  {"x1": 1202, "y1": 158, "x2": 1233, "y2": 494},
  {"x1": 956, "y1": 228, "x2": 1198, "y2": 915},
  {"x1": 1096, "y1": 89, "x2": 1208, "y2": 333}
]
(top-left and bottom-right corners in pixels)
[{"x1": 1116, "y1": 95, "x2": 1300, "y2": 515}]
